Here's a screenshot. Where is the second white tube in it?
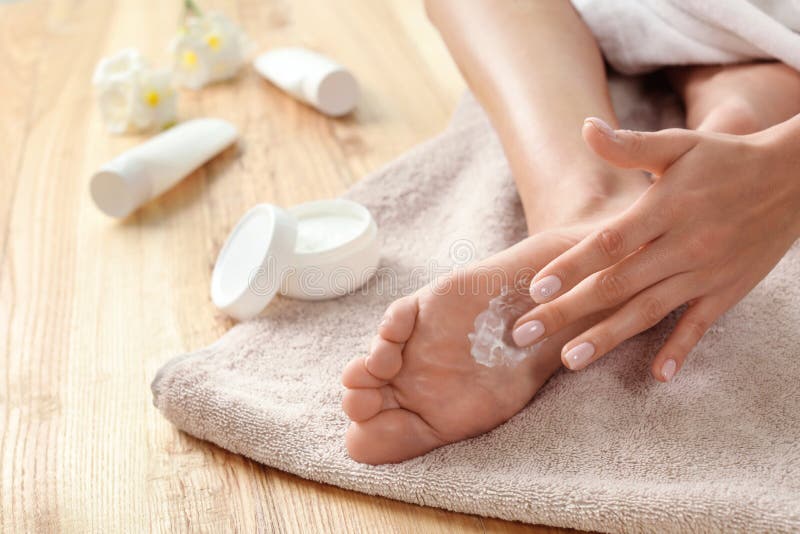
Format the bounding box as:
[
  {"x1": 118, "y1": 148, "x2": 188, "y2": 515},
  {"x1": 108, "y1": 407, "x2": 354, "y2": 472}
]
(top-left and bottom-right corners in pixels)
[{"x1": 90, "y1": 118, "x2": 239, "y2": 218}]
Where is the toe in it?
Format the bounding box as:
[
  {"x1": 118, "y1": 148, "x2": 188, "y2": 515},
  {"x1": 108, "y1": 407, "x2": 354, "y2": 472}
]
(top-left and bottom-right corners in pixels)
[
  {"x1": 365, "y1": 336, "x2": 403, "y2": 380},
  {"x1": 342, "y1": 386, "x2": 399, "y2": 422},
  {"x1": 341, "y1": 357, "x2": 386, "y2": 388},
  {"x1": 342, "y1": 389, "x2": 382, "y2": 421},
  {"x1": 345, "y1": 408, "x2": 445, "y2": 465},
  {"x1": 378, "y1": 295, "x2": 418, "y2": 344}
]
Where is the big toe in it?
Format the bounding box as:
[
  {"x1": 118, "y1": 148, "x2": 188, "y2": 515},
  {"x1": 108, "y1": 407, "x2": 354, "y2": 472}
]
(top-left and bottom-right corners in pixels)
[{"x1": 345, "y1": 409, "x2": 444, "y2": 465}]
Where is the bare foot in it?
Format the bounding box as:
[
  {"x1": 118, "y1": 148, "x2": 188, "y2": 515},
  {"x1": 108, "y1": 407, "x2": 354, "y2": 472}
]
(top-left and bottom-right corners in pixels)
[{"x1": 341, "y1": 225, "x2": 606, "y2": 464}]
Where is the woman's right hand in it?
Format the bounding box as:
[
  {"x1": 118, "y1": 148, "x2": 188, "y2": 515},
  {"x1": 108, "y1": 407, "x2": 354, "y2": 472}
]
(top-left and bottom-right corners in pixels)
[{"x1": 513, "y1": 116, "x2": 800, "y2": 381}]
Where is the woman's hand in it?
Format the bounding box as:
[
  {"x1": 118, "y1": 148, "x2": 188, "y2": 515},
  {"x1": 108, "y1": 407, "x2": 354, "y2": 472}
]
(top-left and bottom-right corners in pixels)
[{"x1": 512, "y1": 116, "x2": 800, "y2": 381}]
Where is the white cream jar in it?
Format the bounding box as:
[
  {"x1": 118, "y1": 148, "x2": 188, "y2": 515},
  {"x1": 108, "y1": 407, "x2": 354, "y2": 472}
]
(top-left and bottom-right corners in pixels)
[{"x1": 211, "y1": 199, "x2": 379, "y2": 321}]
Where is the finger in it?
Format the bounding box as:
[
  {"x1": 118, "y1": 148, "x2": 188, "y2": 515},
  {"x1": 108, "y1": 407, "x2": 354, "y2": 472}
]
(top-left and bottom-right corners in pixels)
[
  {"x1": 651, "y1": 297, "x2": 722, "y2": 382},
  {"x1": 561, "y1": 273, "x2": 697, "y2": 371},
  {"x1": 530, "y1": 193, "x2": 669, "y2": 303},
  {"x1": 513, "y1": 234, "x2": 685, "y2": 346},
  {"x1": 583, "y1": 117, "x2": 700, "y2": 177}
]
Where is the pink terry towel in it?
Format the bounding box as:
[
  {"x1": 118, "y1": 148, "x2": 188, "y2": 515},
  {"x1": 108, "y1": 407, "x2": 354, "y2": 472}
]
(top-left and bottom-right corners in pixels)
[{"x1": 152, "y1": 82, "x2": 800, "y2": 533}]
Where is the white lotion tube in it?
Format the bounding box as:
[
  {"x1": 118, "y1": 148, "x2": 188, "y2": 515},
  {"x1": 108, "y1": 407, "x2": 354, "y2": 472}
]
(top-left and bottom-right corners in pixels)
[
  {"x1": 253, "y1": 47, "x2": 359, "y2": 117},
  {"x1": 90, "y1": 118, "x2": 238, "y2": 218}
]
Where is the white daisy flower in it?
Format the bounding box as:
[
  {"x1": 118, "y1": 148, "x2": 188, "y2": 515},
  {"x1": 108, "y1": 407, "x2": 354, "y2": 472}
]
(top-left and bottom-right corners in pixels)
[
  {"x1": 92, "y1": 48, "x2": 177, "y2": 134},
  {"x1": 130, "y1": 68, "x2": 177, "y2": 132},
  {"x1": 171, "y1": 12, "x2": 249, "y2": 90},
  {"x1": 92, "y1": 47, "x2": 148, "y2": 87}
]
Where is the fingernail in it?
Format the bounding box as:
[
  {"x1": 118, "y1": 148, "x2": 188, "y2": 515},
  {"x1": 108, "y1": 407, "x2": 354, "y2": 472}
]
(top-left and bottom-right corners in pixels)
[
  {"x1": 661, "y1": 359, "x2": 677, "y2": 381},
  {"x1": 530, "y1": 275, "x2": 562, "y2": 302},
  {"x1": 585, "y1": 117, "x2": 617, "y2": 140},
  {"x1": 512, "y1": 320, "x2": 545, "y2": 347},
  {"x1": 564, "y1": 342, "x2": 595, "y2": 370},
  {"x1": 379, "y1": 316, "x2": 388, "y2": 328}
]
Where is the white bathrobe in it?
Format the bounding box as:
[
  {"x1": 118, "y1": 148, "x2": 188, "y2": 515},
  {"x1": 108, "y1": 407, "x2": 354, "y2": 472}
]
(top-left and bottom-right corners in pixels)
[{"x1": 572, "y1": 0, "x2": 800, "y2": 73}]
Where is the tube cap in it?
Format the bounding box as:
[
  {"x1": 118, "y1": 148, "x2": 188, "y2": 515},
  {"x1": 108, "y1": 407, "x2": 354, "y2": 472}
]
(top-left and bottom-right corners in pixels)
[
  {"x1": 90, "y1": 157, "x2": 152, "y2": 218},
  {"x1": 304, "y1": 67, "x2": 358, "y2": 117},
  {"x1": 210, "y1": 204, "x2": 297, "y2": 321},
  {"x1": 253, "y1": 48, "x2": 359, "y2": 117}
]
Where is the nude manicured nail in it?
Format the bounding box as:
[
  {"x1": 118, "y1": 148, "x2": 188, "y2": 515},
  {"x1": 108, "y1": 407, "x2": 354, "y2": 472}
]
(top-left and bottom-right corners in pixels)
[
  {"x1": 530, "y1": 275, "x2": 562, "y2": 302},
  {"x1": 661, "y1": 359, "x2": 677, "y2": 381},
  {"x1": 585, "y1": 117, "x2": 617, "y2": 140},
  {"x1": 564, "y1": 342, "x2": 595, "y2": 370},
  {"x1": 512, "y1": 320, "x2": 544, "y2": 347}
]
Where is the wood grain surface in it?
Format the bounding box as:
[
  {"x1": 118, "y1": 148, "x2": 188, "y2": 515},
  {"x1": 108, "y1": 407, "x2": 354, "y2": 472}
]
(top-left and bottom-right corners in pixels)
[{"x1": 0, "y1": 0, "x2": 576, "y2": 531}]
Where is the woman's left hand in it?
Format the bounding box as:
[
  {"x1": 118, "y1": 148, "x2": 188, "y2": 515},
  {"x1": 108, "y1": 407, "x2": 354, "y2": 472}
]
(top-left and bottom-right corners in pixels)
[{"x1": 512, "y1": 116, "x2": 800, "y2": 381}]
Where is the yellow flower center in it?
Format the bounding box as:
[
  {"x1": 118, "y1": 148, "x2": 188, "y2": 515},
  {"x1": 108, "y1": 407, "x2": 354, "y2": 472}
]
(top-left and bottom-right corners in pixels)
[
  {"x1": 206, "y1": 33, "x2": 222, "y2": 51},
  {"x1": 144, "y1": 90, "x2": 160, "y2": 107},
  {"x1": 181, "y1": 50, "x2": 198, "y2": 69}
]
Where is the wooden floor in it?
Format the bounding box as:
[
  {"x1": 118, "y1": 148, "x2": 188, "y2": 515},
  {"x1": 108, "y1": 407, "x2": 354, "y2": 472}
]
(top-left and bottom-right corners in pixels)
[{"x1": 0, "y1": 0, "x2": 573, "y2": 531}]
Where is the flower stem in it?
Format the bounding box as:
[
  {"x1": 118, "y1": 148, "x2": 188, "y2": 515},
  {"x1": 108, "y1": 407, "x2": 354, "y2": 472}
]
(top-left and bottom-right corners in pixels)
[{"x1": 183, "y1": 0, "x2": 203, "y2": 18}]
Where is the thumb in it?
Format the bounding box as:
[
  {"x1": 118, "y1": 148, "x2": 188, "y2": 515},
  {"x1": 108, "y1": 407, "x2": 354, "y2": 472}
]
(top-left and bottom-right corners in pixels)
[{"x1": 582, "y1": 117, "x2": 700, "y2": 177}]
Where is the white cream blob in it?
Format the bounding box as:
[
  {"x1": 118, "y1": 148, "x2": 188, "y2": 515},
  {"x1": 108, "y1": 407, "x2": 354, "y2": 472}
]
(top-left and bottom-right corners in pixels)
[
  {"x1": 294, "y1": 213, "x2": 364, "y2": 253},
  {"x1": 468, "y1": 286, "x2": 542, "y2": 367}
]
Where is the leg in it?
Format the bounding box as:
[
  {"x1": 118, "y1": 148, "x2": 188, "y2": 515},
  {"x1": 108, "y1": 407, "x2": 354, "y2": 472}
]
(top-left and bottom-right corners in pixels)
[
  {"x1": 668, "y1": 62, "x2": 800, "y2": 134},
  {"x1": 341, "y1": 2, "x2": 649, "y2": 464},
  {"x1": 425, "y1": 0, "x2": 648, "y2": 232}
]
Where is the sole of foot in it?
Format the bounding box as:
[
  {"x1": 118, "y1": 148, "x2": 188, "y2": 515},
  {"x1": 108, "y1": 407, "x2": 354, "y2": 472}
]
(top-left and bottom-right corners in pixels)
[{"x1": 341, "y1": 228, "x2": 601, "y2": 464}]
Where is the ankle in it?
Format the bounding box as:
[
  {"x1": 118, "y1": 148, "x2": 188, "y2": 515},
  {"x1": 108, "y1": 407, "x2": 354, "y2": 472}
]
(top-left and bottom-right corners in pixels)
[{"x1": 520, "y1": 162, "x2": 648, "y2": 233}]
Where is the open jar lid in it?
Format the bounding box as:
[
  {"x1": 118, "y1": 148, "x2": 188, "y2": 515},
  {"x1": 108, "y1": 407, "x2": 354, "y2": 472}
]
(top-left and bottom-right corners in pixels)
[
  {"x1": 210, "y1": 204, "x2": 298, "y2": 321},
  {"x1": 211, "y1": 199, "x2": 379, "y2": 321}
]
